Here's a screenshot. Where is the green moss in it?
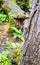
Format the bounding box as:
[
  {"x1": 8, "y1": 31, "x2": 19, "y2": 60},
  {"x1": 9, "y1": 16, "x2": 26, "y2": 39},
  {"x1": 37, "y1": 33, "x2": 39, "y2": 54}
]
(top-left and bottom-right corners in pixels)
[
  {"x1": 10, "y1": 48, "x2": 22, "y2": 65},
  {"x1": 7, "y1": 50, "x2": 21, "y2": 65}
]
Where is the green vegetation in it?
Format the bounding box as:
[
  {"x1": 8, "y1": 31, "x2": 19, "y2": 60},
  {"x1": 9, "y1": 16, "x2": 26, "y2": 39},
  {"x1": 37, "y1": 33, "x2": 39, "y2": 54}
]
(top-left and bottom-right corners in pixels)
[
  {"x1": 0, "y1": 41, "x2": 22, "y2": 65},
  {"x1": 11, "y1": 48, "x2": 21, "y2": 65},
  {"x1": 0, "y1": 7, "x2": 24, "y2": 42},
  {"x1": 0, "y1": 8, "x2": 17, "y2": 24},
  {"x1": 11, "y1": 0, "x2": 31, "y2": 11},
  {"x1": 0, "y1": 7, "x2": 24, "y2": 41},
  {"x1": 9, "y1": 27, "x2": 24, "y2": 41},
  {"x1": 0, "y1": 52, "x2": 10, "y2": 65},
  {"x1": 5, "y1": 41, "x2": 16, "y2": 50},
  {"x1": 5, "y1": 40, "x2": 24, "y2": 65},
  {"x1": 0, "y1": 5, "x2": 25, "y2": 65},
  {"x1": 0, "y1": 0, "x2": 31, "y2": 65},
  {"x1": 0, "y1": 8, "x2": 8, "y2": 24},
  {"x1": 0, "y1": 14, "x2": 8, "y2": 23},
  {"x1": 16, "y1": 0, "x2": 31, "y2": 11},
  {"x1": 0, "y1": 48, "x2": 21, "y2": 65}
]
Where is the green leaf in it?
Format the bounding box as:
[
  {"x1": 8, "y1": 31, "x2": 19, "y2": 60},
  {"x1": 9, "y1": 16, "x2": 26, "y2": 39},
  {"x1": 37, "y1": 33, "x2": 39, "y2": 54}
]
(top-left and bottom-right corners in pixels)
[{"x1": 10, "y1": 27, "x2": 22, "y2": 34}]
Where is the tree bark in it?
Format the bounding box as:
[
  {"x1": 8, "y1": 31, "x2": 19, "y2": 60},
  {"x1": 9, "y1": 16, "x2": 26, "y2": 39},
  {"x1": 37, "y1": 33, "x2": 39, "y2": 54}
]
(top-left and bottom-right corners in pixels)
[{"x1": 20, "y1": 0, "x2": 40, "y2": 65}]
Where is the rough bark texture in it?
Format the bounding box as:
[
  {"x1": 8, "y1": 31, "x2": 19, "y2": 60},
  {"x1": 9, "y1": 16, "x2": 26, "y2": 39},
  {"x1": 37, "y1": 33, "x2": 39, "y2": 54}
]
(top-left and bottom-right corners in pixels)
[{"x1": 20, "y1": 0, "x2": 40, "y2": 65}]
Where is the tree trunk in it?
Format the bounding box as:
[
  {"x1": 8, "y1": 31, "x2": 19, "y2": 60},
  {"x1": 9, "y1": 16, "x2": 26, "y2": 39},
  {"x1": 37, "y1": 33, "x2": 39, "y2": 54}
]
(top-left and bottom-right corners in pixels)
[{"x1": 20, "y1": 0, "x2": 40, "y2": 65}]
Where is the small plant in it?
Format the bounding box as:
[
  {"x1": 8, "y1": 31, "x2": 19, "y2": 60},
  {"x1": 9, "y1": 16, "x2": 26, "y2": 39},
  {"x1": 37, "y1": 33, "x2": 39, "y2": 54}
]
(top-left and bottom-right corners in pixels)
[
  {"x1": 0, "y1": 7, "x2": 8, "y2": 24},
  {"x1": 16, "y1": 0, "x2": 31, "y2": 11},
  {"x1": 9, "y1": 26, "x2": 24, "y2": 41},
  {"x1": 5, "y1": 41, "x2": 16, "y2": 50},
  {"x1": 0, "y1": 14, "x2": 8, "y2": 23},
  {"x1": 12, "y1": 48, "x2": 21, "y2": 65},
  {"x1": 13, "y1": 32, "x2": 24, "y2": 41},
  {"x1": 0, "y1": 51, "x2": 10, "y2": 65},
  {"x1": 10, "y1": 27, "x2": 22, "y2": 34},
  {"x1": 0, "y1": 8, "x2": 17, "y2": 24}
]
